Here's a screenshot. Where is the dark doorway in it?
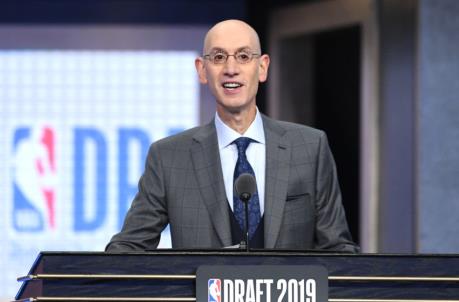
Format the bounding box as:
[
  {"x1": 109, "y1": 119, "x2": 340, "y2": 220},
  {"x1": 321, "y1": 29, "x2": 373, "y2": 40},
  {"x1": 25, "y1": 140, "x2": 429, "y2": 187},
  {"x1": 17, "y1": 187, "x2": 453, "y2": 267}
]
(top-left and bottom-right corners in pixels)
[
  {"x1": 313, "y1": 26, "x2": 361, "y2": 244},
  {"x1": 277, "y1": 25, "x2": 361, "y2": 244}
]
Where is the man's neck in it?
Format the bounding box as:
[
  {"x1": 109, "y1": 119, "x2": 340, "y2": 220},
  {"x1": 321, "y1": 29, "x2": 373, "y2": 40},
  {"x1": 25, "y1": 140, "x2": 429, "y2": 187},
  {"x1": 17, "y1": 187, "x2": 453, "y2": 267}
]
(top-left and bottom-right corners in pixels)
[{"x1": 216, "y1": 105, "x2": 257, "y2": 135}]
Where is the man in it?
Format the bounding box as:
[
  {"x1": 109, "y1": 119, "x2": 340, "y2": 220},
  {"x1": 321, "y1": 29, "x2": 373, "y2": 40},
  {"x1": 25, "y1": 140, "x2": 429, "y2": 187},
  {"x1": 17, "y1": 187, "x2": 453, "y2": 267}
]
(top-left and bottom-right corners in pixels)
[{"x1": 106, "y1": 19, "x2": 358, "y2": 252}]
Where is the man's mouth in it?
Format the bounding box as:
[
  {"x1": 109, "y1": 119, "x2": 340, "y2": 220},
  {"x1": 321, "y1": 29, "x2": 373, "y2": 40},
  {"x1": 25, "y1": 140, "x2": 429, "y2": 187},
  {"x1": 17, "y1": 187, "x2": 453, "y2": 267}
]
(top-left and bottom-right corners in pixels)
[{"x1": 222, "y1": 82, "x2": 243, "y2": 90}]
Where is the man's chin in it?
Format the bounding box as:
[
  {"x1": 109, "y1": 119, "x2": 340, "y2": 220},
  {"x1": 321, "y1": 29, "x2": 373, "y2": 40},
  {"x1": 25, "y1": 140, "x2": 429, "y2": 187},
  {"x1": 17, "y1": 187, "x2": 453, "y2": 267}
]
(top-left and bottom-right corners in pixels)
[
  {"x1": 217, "y1": 100, "x2": 256, "y2": 115},
  {"x1": 219, "y1": 105, "x2": 251, "y2": 116}
]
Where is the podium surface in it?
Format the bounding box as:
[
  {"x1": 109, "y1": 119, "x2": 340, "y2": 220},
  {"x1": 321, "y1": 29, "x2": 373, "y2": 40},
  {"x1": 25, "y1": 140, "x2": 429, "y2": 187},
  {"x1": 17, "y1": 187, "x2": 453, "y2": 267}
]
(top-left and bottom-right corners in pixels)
[{"x1": 15, "y1": 251, "x2": 459, "y2": 301}]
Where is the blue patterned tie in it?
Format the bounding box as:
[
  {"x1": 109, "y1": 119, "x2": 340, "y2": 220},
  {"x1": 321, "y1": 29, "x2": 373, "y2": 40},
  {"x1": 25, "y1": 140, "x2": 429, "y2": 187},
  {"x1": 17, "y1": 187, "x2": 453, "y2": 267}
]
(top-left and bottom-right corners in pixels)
[{"x1": 233, "y1": 137, "x2": 261, "y2": 239}]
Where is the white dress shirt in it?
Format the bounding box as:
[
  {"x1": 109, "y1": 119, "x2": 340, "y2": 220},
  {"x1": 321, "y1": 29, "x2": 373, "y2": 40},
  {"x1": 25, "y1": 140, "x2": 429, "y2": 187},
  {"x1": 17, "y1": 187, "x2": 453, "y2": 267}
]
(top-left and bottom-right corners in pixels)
[{"x1": 214, "y1": 109, "x2": 266, "y2": 215}]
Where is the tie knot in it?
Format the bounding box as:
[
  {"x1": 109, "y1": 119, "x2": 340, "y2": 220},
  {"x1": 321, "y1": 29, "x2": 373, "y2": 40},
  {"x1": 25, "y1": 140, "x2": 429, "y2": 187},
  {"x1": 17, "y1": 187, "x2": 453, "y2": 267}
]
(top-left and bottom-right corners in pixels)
[{"x1": 233, "y1": 137, "x2": 253, "y2": 154}]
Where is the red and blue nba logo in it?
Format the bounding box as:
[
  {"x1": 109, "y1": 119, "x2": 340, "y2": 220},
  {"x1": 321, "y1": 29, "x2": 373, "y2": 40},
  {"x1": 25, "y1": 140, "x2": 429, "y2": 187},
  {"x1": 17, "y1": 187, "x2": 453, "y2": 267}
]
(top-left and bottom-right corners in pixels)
[
  {"x1": 10, "y1": 124, "x2": 182, "y2": 233},
  {"x1": 208, "y1": 279, "x2": 221, "y2": 302},
  {"x1": 12, "y1": 126, "x2": 57, "y2": 232}
]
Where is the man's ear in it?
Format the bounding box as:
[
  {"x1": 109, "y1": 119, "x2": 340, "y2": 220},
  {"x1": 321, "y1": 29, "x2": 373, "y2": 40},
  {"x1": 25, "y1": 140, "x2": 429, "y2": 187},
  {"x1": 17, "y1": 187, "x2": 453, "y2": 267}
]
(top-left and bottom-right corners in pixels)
[
  {"x1": 258, "y1": 54, "x2": 270, "y2": 83},
  {"x1": 195, "y1": 57, "x2": 208, "y2": 84}
]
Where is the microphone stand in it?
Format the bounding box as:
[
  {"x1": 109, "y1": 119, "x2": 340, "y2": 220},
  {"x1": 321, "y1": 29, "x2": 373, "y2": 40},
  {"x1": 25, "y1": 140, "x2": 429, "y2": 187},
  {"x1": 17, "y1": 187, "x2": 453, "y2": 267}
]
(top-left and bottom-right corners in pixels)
[{"x1": 240, "y1": 193, "x2": 251, "y2": 252}]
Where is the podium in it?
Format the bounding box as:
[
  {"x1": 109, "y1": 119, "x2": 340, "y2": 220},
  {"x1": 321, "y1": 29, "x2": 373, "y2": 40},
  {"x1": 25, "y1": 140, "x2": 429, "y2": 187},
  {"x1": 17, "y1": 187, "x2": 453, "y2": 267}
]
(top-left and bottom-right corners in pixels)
[{"x1": 15, "y1": 251, "x2": 459, "y2": 301}]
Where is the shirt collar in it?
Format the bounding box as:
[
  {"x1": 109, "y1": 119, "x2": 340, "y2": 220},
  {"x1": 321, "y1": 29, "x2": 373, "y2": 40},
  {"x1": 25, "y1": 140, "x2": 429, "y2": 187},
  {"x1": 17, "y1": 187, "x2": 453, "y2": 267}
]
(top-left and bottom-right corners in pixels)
[{"x1": 215, "y1": 108, "x2": 265, "y2": 149}]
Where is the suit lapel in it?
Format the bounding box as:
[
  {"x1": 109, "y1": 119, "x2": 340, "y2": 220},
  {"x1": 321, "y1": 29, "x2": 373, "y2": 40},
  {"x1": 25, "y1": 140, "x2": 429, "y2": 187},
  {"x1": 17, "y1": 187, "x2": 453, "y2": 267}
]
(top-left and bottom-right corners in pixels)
[
  {"x1": 190, "y1": 121, "x2": 232, "y2": 247},
  {"x1": 262, "y1": 115, "x2": 291, "y2": 248}
]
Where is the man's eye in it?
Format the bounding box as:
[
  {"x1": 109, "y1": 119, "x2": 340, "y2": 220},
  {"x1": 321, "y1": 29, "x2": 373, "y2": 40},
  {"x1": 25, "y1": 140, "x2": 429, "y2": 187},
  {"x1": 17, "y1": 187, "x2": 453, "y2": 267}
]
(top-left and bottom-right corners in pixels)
[
  {"x1": 237, "y1": 53, "x2": 250, "y2": 61},
  {"x1": 213, "y1": 54, "x2": 226, "y2": 62}
]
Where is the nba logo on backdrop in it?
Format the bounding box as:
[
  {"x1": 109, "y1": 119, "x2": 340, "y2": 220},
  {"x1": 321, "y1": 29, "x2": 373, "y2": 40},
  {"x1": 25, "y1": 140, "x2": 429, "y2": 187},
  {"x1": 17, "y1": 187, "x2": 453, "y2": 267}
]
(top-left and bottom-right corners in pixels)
[
  {"x1": 12, "y1": 126, "x2": 57, "y2": 232},
  {"x1": 208, "y1": 279, "x2": 221, "y2": 302}
]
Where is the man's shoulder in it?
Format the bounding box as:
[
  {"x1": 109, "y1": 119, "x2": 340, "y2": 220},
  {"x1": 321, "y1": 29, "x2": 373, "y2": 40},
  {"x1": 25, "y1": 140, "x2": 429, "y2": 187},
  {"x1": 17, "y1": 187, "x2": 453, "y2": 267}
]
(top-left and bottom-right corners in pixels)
[
  {"x1": 150, "y1": 123, "x2": 213, "y2": 151},
  {"x1": 262, "y1": 115, "x2": 325, "y2": 140}
]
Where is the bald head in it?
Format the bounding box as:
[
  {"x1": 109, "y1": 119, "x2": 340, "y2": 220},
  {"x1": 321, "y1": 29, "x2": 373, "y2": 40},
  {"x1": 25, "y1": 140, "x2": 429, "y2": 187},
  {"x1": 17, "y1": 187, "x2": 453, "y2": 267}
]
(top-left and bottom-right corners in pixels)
[
  {"x1": 195, "y1": 19, "x2": 270, "y2": 124},
  {"x1": 202, "y1": 19, "x2": 261, "y2": 55}
]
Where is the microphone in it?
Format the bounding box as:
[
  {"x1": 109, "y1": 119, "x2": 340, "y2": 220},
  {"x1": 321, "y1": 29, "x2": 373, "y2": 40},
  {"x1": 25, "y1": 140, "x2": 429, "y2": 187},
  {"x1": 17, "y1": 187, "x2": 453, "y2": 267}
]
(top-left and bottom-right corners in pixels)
[{"x1": 234, "y1": 173, "x2": 257, "y2": 252}]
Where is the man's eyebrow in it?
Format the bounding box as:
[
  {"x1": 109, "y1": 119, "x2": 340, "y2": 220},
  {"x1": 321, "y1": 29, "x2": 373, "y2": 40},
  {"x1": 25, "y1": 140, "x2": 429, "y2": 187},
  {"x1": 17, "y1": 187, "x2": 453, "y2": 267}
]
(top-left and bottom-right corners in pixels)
[
  {"x1": 208, "y1": 46, "x2": 253, "y2": 53},
  {"x1": 208, "y1": 47, "x2": 226, "y2": 53},
  {"x1": 236, "y1": 46, "x2": 253, "y2": 51}
]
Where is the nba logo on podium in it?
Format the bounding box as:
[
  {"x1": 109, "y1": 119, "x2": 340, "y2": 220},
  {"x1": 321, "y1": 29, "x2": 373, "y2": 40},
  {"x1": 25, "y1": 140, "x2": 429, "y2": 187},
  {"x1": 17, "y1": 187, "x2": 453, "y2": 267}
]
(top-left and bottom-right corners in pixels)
[{"x1": 208, "y1": 279, "x2": 221, "y2": 302}]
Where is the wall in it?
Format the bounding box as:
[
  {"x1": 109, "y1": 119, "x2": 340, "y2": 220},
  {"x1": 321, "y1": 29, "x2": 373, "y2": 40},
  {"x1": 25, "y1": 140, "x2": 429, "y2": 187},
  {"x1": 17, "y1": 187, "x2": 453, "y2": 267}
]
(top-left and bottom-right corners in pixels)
[{"x1": 417, "y1": 0, "x2": 459, "y2": 253}]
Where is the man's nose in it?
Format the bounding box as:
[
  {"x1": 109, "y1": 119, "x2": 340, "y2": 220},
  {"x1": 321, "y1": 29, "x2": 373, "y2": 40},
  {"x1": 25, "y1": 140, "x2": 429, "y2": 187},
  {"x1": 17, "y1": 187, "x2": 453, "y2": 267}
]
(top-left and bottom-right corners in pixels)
[{"x1": 223, "y1": 55, "x2": 240, "y2": 76}]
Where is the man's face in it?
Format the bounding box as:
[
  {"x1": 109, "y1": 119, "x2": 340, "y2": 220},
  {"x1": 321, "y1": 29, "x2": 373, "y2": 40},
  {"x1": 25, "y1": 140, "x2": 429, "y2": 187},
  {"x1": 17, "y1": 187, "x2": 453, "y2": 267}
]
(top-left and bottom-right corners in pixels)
[{"x1": 195, "y1": 22, "x2": 270, "y2": 114}]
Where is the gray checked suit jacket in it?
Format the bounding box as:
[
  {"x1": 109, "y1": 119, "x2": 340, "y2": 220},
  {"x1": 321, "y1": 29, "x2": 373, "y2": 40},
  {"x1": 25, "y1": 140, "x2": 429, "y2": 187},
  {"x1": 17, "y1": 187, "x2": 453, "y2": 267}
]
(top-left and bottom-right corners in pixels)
[{"x1": 106, "y1": 114, "x2": 358, "y2": 252}]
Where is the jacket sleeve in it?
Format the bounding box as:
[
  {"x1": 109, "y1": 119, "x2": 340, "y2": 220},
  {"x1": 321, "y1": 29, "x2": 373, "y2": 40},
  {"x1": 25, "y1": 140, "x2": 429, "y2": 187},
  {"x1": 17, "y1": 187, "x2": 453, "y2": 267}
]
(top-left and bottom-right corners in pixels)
[
  {"x1": 105, "y1": 142, "x2": 168, "y2": 252},
  {"x1": 314, "y1": 132, "x2": 360, "y2": 253}
]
